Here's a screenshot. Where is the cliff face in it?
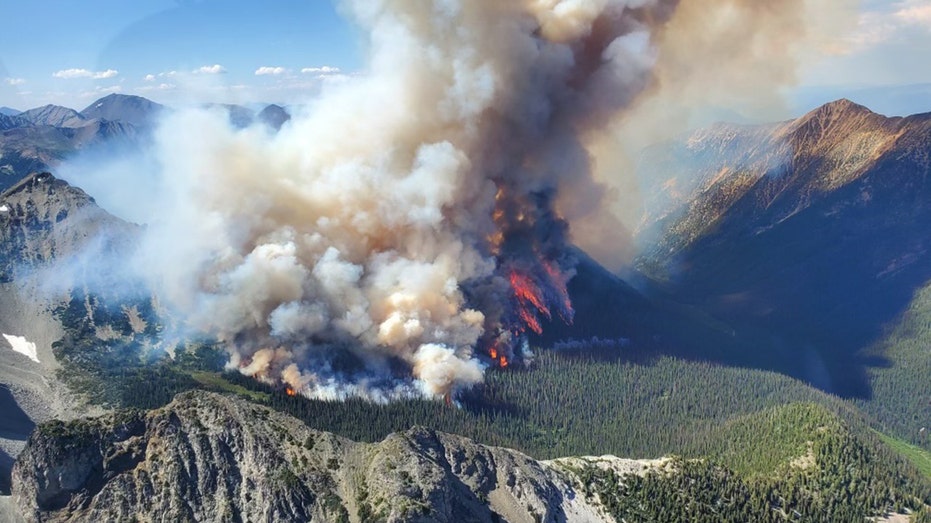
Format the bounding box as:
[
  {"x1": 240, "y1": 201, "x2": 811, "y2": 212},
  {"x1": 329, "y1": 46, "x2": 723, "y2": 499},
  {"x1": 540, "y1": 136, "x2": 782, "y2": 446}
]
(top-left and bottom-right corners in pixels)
[{"x1": 12, "y1": 391, "x2": 609, "y2": 523}]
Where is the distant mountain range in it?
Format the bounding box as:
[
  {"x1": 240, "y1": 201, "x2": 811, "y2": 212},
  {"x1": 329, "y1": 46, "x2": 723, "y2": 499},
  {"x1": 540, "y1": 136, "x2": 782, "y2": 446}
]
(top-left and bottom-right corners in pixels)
[{"x1": 0, "y1": 94, "x2": 292, "y2": 193}]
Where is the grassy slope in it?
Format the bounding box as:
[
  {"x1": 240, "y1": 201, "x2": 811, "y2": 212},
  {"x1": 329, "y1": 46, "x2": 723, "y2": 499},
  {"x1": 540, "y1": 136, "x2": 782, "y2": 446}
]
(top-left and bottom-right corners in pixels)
[{"x1": 878, "y1": 430, "x2": 931, "y2": 478}]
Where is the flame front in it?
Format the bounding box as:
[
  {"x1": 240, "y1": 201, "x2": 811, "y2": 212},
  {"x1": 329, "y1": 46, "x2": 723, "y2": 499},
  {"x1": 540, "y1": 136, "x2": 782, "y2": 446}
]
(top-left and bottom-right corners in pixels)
[
  {"x1": 509, "y1": 270, "x2": 551, "y2": 329},
  {"x1": 482, "y1": 178, "x2": 577, "y2": 367}
]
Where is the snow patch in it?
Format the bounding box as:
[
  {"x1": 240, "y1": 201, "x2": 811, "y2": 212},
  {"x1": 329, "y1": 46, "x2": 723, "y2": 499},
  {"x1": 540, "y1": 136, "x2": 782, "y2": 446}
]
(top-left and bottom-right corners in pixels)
[
  {"x1": 0, "y1": 205, "x2": 8, "y2": 212},
  {"x1": 2, "y1": 333, "x2": 40, "y2": 363}
]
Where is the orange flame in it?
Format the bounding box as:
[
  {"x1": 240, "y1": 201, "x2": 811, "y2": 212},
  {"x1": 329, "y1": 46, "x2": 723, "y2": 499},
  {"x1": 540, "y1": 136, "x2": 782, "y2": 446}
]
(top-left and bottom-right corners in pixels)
[
  {"x1": 285, "y1": 387, "x2": 297, "y2": 397},
  {"x1": 489, "y1": 345, "x2": 498, "y2": 360},
  {"x1": 509, "y1": 271, "x2": 551, "y2": 319},
  {"x1": 519, "y1": 307, "x2": 544, "y2": 335},
  {"x1": 508, "y1": 269, "x2": 552, "y2": 335},
  {"x1": 499, "y1": 355, "x2": 509, "y2": 368}
]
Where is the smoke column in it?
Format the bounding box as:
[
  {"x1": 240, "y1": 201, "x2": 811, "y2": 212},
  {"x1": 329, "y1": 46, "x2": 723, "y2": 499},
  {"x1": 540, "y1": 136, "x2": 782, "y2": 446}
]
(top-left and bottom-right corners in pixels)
[{"x1": 125, "y1": 0, "x2": 848, "y2": 400}]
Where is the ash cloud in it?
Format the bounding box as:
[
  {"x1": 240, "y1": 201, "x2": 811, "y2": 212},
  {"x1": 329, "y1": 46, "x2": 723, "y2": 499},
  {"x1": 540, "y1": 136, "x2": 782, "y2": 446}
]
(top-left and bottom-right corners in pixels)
[{"x1": 59, "y1": 0, "x2": 854, "y2": 400}]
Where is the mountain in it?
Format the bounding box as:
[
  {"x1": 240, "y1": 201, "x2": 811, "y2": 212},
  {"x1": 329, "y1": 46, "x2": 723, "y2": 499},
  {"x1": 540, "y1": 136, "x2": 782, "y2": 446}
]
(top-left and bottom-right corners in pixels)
[
  {"x1": 257, "y1": 103, "x2": 291, "y2": 130},
  {"x1": 6, "y1": 100, "x2": 931, "y2": 521},
  {"x1": 17, "y1": 105, "x2": 86, "y2": 129},
  {"x1": 636, "y1": 99, "x2": 931, "y2": 396},
  {"x1": 791, "y1": 83, "x2": 931, "y2": 118},
  {"x1": 202, "y1": 103, "x2": 255, "y2": 128},
  {"x1": 11, "y1": 390, "x2": 609, "y2": 522},
  {"x1": 0, "y1": 108, "x2": 20, "y2": 117},
  {"x1": 0, "y1": 123, "x2": 143, "y2": 194},
  {"x1": 79, "y1": 94, "x2": 164, "y2": 128},
  {"x1": 0, "y1": 173, "x2": 122, "y2": 506}
]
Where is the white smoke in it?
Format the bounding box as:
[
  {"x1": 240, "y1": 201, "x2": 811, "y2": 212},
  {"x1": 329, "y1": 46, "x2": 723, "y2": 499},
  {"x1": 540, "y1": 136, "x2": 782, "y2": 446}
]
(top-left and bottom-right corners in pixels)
[
  {"x1": 57, "y1": 0, "x2": 849, "y2": 401},
  {"x1": 120, "y1": 0, "x2": 675, "y2": 400}
]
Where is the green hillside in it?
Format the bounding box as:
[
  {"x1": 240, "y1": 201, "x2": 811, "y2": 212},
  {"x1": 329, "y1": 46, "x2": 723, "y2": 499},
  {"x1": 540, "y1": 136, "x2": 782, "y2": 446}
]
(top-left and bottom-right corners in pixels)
[{"x1": 585, "y1": 403, "x2": 931, "y2": 522}]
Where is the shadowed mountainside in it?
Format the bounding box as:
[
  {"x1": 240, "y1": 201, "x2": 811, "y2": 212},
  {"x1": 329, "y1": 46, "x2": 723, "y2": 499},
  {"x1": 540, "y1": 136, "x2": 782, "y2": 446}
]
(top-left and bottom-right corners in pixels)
[{"x1": 637, "y1": 99, "x2": 931, "y2": 398}]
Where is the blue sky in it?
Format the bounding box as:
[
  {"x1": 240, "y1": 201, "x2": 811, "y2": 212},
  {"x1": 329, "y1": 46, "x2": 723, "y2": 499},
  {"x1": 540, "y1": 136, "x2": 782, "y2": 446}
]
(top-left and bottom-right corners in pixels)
[
  {"x1": 0, "y1": 0, "x2": 362, "y2": 110},
  {"x1": 1, "y1": 0, "x2": 930, "y2": 115}
]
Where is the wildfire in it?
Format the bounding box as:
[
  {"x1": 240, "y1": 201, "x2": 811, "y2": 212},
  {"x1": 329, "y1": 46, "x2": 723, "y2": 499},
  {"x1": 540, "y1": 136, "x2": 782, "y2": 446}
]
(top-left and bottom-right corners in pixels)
[
  {"x1": 508, "y1": 269, "x2": 551, "y2": 335},
  {"x1": 487, "y1": 181, "x2": 576, "y2": 360},
  {"x1": 285, "y1": 387, "x2": 297, "y2": 397},
  {"x1": 509, "y1": 271, "x2": 550, "y2": 318},
  {"x1": 487, "y1": 339, "x2": 509, "y2": 368}
]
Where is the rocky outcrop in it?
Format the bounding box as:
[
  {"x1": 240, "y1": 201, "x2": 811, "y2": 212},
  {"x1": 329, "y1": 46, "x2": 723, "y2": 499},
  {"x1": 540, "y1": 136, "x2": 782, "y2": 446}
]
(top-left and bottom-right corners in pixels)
[{"x1": 12, "y1": 391, "x2": 611, "y2": 522}]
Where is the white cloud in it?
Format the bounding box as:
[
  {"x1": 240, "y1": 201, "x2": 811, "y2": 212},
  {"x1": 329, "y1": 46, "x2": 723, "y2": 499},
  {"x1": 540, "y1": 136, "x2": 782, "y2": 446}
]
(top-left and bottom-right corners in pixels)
[
  {"x1": 193, "y1": 64, "x2": 226, "y2": 75},
  {"x1": 835, "y1": 1, "x2": 931, "y2": 54},
  {"x1": 301, "y1": 66, "x2": 341, "y2": 75},
  {"x1": 53, "y1": 68, "x2": 119, "y2": 79},
  {"x1": 4, "y1": 77, "x2": 25, "y2": 86},
  {"x1": 79, "y1": 85, "x2": 122, "y2": 98},
  {"x1": 895, "y1": 1, "x2": 931, "y2": 27},
  {"x1": 255, "y1": 66, "x2": 288, "y2": 76},
  {"x1": 138, "y1": 83, "x2": 177, "y2": 92},
  {"x1": 143, "y1": 74, "x2": 156, "y2": 82}
]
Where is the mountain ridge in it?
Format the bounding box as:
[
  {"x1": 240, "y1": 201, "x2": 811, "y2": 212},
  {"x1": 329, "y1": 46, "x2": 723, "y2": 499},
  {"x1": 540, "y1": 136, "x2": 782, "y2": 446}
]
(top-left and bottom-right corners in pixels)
[
  {"x1": 17, "y1": 105, "x2": 86, "y2": 129},
  {"x1": 11, "y1": 390, "x2": 611, "y2": 523}
]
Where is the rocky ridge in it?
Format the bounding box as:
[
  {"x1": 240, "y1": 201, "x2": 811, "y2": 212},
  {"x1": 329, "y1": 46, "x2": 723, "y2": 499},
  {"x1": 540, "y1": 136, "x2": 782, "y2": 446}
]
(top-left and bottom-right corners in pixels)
[{"x1": 12, "y1": 391, "x2": 617, "y2": 523}]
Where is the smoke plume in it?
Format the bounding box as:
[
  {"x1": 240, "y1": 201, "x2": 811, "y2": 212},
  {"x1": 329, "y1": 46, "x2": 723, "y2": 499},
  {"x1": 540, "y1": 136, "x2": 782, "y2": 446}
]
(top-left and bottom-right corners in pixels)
[{"x1": 77, "y1": 0, "x2": 852, "y2": 400}]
